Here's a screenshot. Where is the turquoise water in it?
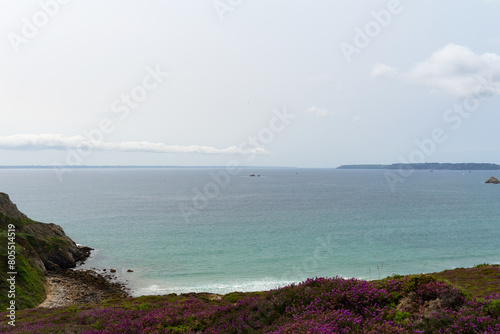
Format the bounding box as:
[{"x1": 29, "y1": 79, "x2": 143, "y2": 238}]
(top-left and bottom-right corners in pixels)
[{"x1": 1, "y1": 168, "x2": 499, "y2": 296}]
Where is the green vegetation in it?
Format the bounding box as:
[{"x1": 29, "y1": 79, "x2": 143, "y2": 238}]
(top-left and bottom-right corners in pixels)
[
  {"x1": 1, "y1": 266, "x2": 499, "y2": 333},
  {"x1": 0, "y1": 212, "x2": 47, "y2": 310},
  {"x1": 432, "y1": 264, "x2": 500, "y2": 299}
]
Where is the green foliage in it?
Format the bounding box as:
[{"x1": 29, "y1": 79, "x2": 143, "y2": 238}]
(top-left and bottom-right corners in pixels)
[
  {"x1": 222, "y1": 291, "x2": 265, "y2": 304},
  {"x1": 433, "y1": 264, "x2": 500, "y2": 299},
  {"x1": 400, "y1": 274, "x2": 437, "y2": 294},
  {"x1": 485, "y1": 299, "x2": 500, "y2": 317},
  {"x1": 393, "y1": 310, "x2": 411, "y2": 323},
  {"x1": 0, "y1": 246, "x2": 46, "y2": 310},
  {"x1": 0, "y1": 212, "x2": 47, "y2": 310},
  {"x1": 1, "y1": 271, "x2": 500, "y2": 333}
]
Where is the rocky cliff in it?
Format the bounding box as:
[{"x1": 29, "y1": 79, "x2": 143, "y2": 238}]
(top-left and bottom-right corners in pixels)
[
  {"x1": 0, "y1": 192, "x2": 92, "y2": 309},
  {"x1": 0, "y1": 192, "x2": 92, "y2": 272},
  {"x1": 0, "y1": 192, "x2": 27, "y2": 220}
]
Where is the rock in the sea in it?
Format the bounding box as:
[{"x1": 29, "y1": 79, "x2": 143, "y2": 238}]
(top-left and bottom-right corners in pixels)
[
  {"x1": 110, "y1": 269, "x2": 116, "y2": 273},
  {"x1": 127, "y1": 269, "x2": 133, "y2": 272},
  {"x1": 485, "y1": 176, "x2": 500, "y2": 184}
]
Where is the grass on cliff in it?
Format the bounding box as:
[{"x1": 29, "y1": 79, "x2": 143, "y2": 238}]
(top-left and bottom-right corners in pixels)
[
  {"x1": 432, "y1": 263, "x2": 500, "y2": 299},
  {"x1": 0, "y1": 213, "x2": 46, "y2": 310}
]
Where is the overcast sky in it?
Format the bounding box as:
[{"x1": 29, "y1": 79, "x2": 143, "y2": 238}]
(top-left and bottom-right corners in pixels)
[{"x1": 1, "y1": 0, "x2": 500, "y2": 168}]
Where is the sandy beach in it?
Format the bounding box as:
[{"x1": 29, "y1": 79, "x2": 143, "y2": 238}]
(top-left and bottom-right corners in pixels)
[{"x1": 38, "y1": 269, "x2": 129, "y2": 308}]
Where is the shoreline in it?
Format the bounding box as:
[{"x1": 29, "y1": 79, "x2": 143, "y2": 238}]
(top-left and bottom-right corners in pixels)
[
  {"x1": 38, "y1": 269, "x2": 129, "y2": 308},
  {"x1": 35, "y1": 264, "x2": 500, "y2": 309},
  {"x1": 9, "y1": 264, "x2": 499, "y2": 333}
]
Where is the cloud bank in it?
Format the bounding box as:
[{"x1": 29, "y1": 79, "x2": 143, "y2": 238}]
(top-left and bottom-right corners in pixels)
[
  {"x1": 372, "y1": 43, "x2": 500, "y2": 97},
  {"x1": 0, "y1": 134, "x2": 268, "y2": 155}
]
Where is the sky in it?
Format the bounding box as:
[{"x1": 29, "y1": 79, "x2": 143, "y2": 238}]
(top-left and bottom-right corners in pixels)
[{"x1": 1, "y1": 0, "x2": 500, "y2": 168}]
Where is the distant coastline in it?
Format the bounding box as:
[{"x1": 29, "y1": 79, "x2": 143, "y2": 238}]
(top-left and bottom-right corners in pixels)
[{"x1": 337, "y1": 163, "x2": 500, "y2": 170}]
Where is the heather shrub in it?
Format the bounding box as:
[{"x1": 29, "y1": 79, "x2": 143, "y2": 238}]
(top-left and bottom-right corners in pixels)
[
  {"x1": 2, "y1": 272, "x2": 500, "y2": 333},
  {"x1": 205, "y1": 297, "x2": 277, "y2": 333},
  {"x1": 485, "y1": 298, "x2": 500, "y2": 317},
  {"x1": 269, "y1": 277, "x2": 390, "y2": 316}
]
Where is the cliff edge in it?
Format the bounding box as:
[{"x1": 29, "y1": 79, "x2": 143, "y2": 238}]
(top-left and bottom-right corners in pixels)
[{"x1": 0, "y1": 192, "x2": 92, "y2": 310}]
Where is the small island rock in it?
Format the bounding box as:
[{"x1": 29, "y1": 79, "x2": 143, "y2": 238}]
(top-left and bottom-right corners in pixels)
[{"x1": 485, "y1": 176, "x2": 500, "y2": 184}]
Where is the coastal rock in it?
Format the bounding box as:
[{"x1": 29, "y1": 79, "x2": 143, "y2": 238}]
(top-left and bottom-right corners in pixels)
[
  {"x1": 39, "y1": 269, "x2": 129, "y2": 308},
  {"x1": 485, "y1": 176, "x2": 500, "y2": 184},
  {"x1": 18, "y1": 221, "x2": 93, "y2": 272},
  {"x1": 0, "y1": 192, "x2": 93, "y2": 272},
  {"x1": 0, "y1": 192, "x2": 96, "y2": 309},
  {"x1": 0, "y1": 192, "x2": 27, "y2": 219}
]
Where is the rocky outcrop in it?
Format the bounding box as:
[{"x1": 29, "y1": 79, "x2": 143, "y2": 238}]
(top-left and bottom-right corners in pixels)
[
  {"x1": 17, "y1": 222, "x2": 92, "y2": 272},
  {"x1": 0, "y1": 192, "x2": 96, "y2": 310},
  {"x1": 0, "y1": 192, "x2": 92, "y2": 272},
  {"x1": 485, "y1": 176, "x2": 500, "y2": 184},
  {"x1": 0, "y1": 192, "x2": 27, "y2": 219}
]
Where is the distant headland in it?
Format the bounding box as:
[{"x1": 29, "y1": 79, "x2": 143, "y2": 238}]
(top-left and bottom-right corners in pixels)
[{"x1": 337, "y1": 163, "x2": 500, "y2": 170}]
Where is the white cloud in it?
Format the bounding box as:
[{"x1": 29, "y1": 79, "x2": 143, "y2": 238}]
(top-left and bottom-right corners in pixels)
[
  {"x1": 0, "y1": 134, "x2": 268, "y2": 155},
  {"x1": 306, "y1": 107, "x2": 329, "y2": 117},
  {"x1": 371, "y1": 63, "x2": 398, "y2": 78},
  {"x1": 372, "y1": 43, "x2": 500, "y2": 97}
]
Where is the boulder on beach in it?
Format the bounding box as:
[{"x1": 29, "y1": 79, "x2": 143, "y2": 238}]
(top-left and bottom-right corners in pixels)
[{"x1": 485, "y1": 176, "x2": 500, "y2": 184}]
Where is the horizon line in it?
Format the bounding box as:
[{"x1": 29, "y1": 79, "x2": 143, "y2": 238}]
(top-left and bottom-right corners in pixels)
[{"x1": 0, "y1": 165, "x2": 303, "y2": 169}]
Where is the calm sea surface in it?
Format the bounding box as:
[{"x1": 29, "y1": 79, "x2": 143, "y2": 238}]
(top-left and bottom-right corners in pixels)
[{"x1": 1, "y1": 168, "x2": 499, "y2": 296}]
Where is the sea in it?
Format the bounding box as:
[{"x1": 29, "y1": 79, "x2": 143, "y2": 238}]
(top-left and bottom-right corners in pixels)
[{"x1": 1, "y1": 167, "x2": 499, "y2": 296}]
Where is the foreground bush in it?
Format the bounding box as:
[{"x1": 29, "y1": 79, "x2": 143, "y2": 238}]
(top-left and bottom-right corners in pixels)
[{"x1": 2, "y1": 274, "x2": 500, "y2": 333}]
